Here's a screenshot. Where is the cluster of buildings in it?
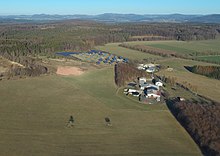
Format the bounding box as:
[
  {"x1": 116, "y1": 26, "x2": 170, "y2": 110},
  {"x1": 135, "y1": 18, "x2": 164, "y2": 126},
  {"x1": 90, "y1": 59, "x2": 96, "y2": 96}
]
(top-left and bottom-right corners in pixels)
[
  {"x1": 124, "y1": 77, "x2": 163, "y2": 104},
  {"x1": 137, "y1": 63, "x2": 160, "y2": 73}
]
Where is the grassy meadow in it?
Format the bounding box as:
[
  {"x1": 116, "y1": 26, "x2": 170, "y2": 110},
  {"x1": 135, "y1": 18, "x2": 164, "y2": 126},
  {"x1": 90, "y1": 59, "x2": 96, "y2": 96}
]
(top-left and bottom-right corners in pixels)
[
  {"x1": 96, "y1": 43, "x2": 162, "y2": 61},
  {"x1": 115, "y1": 38, "x2": 220, "y2": 63},
  {"x1": 157, "y1": 58, "x2": 220, "y2": 102},
  {"x1": 125, "y1": 38, "x2": 220, "y2": 55},
  {"x1": 0, "y1": 67, "x2": 201, "y2": 156},
  {"x1": 196, "y1": 55, "x2": 220, "y2": 63}
]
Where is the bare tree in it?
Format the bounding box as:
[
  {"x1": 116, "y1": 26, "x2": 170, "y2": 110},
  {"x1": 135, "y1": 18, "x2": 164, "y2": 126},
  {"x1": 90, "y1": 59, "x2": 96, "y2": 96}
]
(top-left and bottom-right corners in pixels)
[{"x1": 105, "y1": 117, "x2": 111, "y2": 126}]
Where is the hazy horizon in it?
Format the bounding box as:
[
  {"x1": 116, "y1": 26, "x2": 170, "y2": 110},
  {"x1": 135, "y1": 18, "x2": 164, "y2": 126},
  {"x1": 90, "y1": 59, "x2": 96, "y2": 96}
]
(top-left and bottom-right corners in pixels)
[
  {"x1": 1, "y1": 0, "x2": 220, "y2": 15},
  {"x1": 1, "y1": 13, "x2": 219, "y2": 16}
]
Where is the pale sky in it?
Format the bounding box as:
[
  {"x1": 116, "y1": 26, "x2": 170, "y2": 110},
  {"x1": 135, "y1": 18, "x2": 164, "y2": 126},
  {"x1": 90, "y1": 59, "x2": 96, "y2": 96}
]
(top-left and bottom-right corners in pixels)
[{"x1": 1, "y1": 0, "x2": 220, "y2": 15}]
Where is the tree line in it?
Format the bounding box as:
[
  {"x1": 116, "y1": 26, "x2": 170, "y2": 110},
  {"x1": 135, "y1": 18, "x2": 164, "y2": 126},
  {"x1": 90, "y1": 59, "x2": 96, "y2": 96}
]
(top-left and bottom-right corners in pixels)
[
  {"x1": 0, "y1": 21, "x2": 219, "y2": 58},
  {"x1": 119, "y1": 43, "x2": 186, "y2": 58},
  {"x1": 0, "y1": 21, "x2": 219, "y2": 79},
  {"x1": 119, "y1": 44, "x2": 220, "y2": 64},
  {"x1": 167, "y1": 98, "x2": 220, "y2": 156},
  {"x1": 115, "y1": 63, "x2": 147, "y2": 87},
  {"x1": 187, "y1": 65, "x2": 220, "y2": 80}
]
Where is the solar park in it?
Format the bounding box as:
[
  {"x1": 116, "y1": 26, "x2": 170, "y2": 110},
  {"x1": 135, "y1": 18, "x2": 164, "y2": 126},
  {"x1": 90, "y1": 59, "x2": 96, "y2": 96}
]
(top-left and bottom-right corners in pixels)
[{"x1": 56, "y1": 50, "x2": 129, "y2": 65}]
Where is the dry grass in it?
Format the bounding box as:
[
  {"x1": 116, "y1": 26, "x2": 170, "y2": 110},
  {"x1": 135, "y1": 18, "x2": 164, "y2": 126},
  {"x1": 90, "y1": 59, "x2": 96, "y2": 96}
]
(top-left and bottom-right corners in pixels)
[
  {"x1": 96, "y1": 43, "x2": 161, "y2": 61},
  {"x1": 0, "y1": 67, "x2": 201, "y2": 156},
  {"x1": 158, "y1": 58, "x2": 220, "y2": 102},
  {"x1": 0, "y1": 57, "x2": 11, "y2": 74}
]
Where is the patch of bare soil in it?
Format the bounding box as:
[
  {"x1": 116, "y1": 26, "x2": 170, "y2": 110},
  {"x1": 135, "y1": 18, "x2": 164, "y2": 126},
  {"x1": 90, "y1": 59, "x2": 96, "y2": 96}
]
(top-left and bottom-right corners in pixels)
[
  {"x1": 10, "y1": 61, "x2": 24, "y2": 68},
  {"x1": 56, "y1": 66, "x2": 84, "y2": 76}
]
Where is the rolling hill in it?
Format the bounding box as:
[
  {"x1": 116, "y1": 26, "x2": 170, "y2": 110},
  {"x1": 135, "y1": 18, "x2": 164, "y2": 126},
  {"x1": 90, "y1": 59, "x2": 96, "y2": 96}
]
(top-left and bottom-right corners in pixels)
[{"x1": 1, "y1": 13, "x2": 220, "y2": 23}]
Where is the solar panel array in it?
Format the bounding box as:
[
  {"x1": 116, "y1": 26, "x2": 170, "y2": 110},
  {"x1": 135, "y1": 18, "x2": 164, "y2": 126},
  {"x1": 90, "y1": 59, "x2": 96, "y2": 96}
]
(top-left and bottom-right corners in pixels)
[{"x1": 56, "y1": 50, "x2": 129, "y2": 65}]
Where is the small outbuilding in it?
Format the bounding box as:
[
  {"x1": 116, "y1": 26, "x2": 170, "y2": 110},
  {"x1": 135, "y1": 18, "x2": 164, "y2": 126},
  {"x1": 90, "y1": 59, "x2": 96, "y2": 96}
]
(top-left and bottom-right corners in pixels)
[
  {"x1": 155, "y1": 81, "x2": 163, "y2": 87},
  {"x1": 139, "y1": 77, "x2": 147, "y2": 84}
]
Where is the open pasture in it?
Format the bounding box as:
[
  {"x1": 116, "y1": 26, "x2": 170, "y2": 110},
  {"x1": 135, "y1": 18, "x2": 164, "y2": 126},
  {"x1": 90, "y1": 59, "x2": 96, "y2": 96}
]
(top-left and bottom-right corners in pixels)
[
  {"x1": 96, "y1": 43, "x2": 162, "y2": 61},
  {"x1": 0, "y1": 67, "x2": 201, "y2": 156},
  {"x1": 97, "y1": 41, "x2": 220, "y2": 102},
  {"x1": 122, "y1": 38, "x2": 220, "y2": 64},
  {"x1": 126, "y1": 38, "x2": 220, "y2": 55},
  {"x1": 157, "y1": 58, "x2": 220, "y2": 102},
  {"x1": 196, "y1": 55, "x2": 220, "y2": 64}
]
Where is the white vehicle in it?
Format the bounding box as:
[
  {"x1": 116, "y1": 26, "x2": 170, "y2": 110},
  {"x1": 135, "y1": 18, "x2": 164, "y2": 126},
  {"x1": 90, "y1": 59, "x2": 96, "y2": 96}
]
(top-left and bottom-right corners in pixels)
[{"x1": 155, "y1": 81, "x2": 163, "y2": 87}]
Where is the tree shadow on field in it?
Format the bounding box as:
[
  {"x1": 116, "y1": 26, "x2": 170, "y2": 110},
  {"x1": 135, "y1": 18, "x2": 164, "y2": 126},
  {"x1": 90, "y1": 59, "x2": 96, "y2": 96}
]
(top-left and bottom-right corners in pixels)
[{"x1": 184, "y1": 66, "x2": 193, "y2": 72}]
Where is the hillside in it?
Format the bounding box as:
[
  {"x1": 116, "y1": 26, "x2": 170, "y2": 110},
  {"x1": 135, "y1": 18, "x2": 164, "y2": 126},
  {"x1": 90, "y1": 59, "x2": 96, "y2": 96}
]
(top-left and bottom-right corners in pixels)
[
  {"x1": 1, "y1": 13, "x2": 220, "y2": 23},
  {"x1": 0, "y1": 67, "x2": 201, "y2": 156},
  {"x1": 96, "y1": 40, "x2": 220, "y2": 102}
]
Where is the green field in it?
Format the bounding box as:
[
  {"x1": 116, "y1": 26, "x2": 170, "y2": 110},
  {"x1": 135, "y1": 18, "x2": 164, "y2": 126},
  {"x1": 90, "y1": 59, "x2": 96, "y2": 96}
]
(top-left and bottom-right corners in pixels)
[
  {"x1": 119, "y1": 38, "x2": 220, "y2": 64},
  {"x1": 197, "y1": 55, "x2": 220, "y2": 64},
  {"x1": 96, "y1": 43, "x2": 162, "y2": 61},
  {"x1": 125, "y1": 39, "x2": 220, "y2": 56},
  {"x1": 0, "y1": 67, "x2": 201, "y2": 156},
  {"x1": 96, "y1": 38, "x2": 220, "y2": 64}
]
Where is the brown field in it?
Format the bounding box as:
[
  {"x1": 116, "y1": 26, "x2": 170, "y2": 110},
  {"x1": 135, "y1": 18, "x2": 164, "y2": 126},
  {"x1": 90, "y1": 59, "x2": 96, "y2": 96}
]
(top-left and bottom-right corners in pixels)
[{"x1": 56, "y1": 66, "x2": 84, "y2": 76}]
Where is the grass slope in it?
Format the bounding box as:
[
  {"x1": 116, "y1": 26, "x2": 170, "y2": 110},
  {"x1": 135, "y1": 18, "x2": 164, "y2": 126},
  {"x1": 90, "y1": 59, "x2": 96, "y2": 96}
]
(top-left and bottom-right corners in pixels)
[
  {"x1": 96, "y1": 43, "x2": 162, "y2": 61},
  {"x1": 0, "y1": 67, "x2": 201, "y2": 156},
  {"x1": 97, "y1": 40, "x2": 220, "y2": 102},
  {"x1": 122, "y1": 38, "x2": 220, "y2": 64},
  {"x1": 197, "y1": 55, "x2": 220, "y2": 64},
  {"x1": 126, "y1": 39, "x2": 220, "y2": 55},
  {"x1": 158, "y1": 58, "x2": 220, "y2": 102}
]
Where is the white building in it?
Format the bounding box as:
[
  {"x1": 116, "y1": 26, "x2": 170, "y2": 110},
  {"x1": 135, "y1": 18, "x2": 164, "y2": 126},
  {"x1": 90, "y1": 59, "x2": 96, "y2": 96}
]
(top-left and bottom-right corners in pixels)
[
  {"x1": 124, "y1": 89, "x2": 137, "y2": 93},
  {"x1": 147, "y1": 93, "x2": 160, "y2": 98},
  {"x1": 139, "y1": 77, "x2": 147, "y2": 84},
  {"x1": 140, "y1": 83, "x2": 149, "y2": 90},
  {"x1": 146, "y1": 67, "x2": 156, "y2": 73},
  {"x1": 146, "y1": 84, "x2": 159, "y2": 91}
]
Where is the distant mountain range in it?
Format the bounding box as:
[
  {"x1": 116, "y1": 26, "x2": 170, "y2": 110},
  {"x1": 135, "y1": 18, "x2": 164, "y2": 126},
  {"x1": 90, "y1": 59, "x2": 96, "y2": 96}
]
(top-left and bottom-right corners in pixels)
[{"x1": 1, "y1": 13, "x2": 220, "y2": 23}]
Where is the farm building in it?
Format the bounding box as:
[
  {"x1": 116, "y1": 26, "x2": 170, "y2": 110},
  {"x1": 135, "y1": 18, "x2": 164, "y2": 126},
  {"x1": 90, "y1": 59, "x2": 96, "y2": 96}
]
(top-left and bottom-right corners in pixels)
[
  {"x1": 139, "y1": 83, "x2": 149, "y2": 90},
  {"x1": 124, "y1": 76, "x2": 162, "y2": 104},
  {"x1": 137, "y1": 63, "x2": 160, "y2": 73},
  {"x1": 146, "y1": 84, "x2": 159, "y2": 90},
  {"x1": 124, "y1": 89, "x2": 142, "y2": 97},
  {"x1": 124, "y1": 88, "x2": 138, "y2": 93},
  {"x1": 132, "y1": 92, "x2": 141, "y2": 97},
  {"x1": 139, "y1": 77, "x2": 147, "y2": 84},
  {"x1": 152, "y1": 78, "x2": 163, "y2": 87},
  {"x1": 127, "y1": 82, "x2": 137, "y2": 87},
  {"x1": 137, "y1": 64, "x2": 145, "y2": 70},
  {"x1": 147, "y1": 92, "x2": 161, "y2": 99},
  {"x1": 146, "y1": 67, "x2": 156, "y2": 73},
  {"x1": 143, "y1": 87, "x2": 161, "y2": 102}
]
